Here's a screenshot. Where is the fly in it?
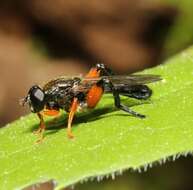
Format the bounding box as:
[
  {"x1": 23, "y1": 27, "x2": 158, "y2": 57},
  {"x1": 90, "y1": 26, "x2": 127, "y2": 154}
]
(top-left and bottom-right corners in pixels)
[{"x1": 21, "y1": 63, "x2": 161, "y2": 142}]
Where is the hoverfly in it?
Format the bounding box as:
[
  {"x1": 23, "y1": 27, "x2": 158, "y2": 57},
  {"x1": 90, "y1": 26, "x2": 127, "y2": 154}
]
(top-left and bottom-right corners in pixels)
[{"x1": 21, "y1": 63, "x2": 161, "y2": 142}]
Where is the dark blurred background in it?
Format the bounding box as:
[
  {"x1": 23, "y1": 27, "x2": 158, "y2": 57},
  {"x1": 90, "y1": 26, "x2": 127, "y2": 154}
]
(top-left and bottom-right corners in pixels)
[{"x1": 1, "y1": 0, "x2": 193, "y2": 190}]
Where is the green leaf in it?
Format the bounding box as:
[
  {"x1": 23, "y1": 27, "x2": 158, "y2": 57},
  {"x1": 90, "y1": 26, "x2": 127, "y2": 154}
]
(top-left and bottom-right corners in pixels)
[
  {"x1": 164, "y1": 0, "x2": 193, "y2": 54},
  {"x1": 0, "y1": 47, "x2": 193, "y2": 190}
]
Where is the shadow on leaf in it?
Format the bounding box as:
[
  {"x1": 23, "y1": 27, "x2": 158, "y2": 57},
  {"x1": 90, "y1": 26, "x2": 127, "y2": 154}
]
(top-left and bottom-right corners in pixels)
[{"x1": 27, "y1": 98, "x2": 152, "y2": 136}]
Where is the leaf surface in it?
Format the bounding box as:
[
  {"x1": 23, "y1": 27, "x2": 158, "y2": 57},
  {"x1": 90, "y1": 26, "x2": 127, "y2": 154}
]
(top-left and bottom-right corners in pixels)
[{"x1": 0, "y1": 47, "x2": 193, "y2": 189}]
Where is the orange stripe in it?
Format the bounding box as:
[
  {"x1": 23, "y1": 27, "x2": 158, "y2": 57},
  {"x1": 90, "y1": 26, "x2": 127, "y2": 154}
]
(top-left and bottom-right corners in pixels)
[
  {"x1": 85, "y1": 68, "x2": 100, "y2": 78},
  {"x1": 86, "y1": 85, "x2": 103, "y2": 108},
  {"x1": 43, "y1": 109, "x2": 60, "y2": 116}
]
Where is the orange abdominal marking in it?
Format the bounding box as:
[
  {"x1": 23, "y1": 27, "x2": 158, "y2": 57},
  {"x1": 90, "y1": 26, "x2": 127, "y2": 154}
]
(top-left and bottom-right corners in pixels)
[
  {"x1": 86, "y1": 85, "x2": 103, "y2": 108},
  {"x1": 85, "y1": 68, "x2": 100, "y2": 78},
  {"x1": 85, "y1": 67, "x2": 103, "y2": 108},
  {"x1": 43, "y1": 109, "x2": 60, "y2": 116}
]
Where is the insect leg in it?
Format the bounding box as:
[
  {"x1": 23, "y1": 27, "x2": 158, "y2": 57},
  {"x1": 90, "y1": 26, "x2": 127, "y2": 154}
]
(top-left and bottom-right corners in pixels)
[
  {"x1": 34, "y1": 112, "x2": 46, "y2": 143},
  {"x1": 102, "y1": 78, "x2": 145, "y2": 118},
  {"x1": 67, "y1": 97, "x2": 79, "y2": 139},
  {"x1": 113, "y1": 90, "x2": 145, "y2": 118}
]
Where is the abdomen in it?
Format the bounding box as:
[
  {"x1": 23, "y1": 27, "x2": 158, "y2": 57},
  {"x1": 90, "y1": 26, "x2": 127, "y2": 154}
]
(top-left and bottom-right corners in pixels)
[{"x1": 86, "y1": 85, "x2": 104, "y2": 108}]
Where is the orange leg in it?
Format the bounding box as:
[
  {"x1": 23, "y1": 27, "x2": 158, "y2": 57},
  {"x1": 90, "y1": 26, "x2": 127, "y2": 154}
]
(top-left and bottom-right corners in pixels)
[
  {"x1": 34, "y1": 112, "x2": 46, "y2": 143},
  {"x1": 67, "y1": 98, "x2": 78, "y2": 139}
]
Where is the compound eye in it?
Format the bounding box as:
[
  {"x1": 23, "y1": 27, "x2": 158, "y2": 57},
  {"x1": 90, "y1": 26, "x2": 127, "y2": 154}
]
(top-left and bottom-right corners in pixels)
[
  {"x1": 32, "y1": 88, "x2": 45, "y2": 102},
  {"x1": 29, "y1": 85, "x2": 45, "y2": 112}
]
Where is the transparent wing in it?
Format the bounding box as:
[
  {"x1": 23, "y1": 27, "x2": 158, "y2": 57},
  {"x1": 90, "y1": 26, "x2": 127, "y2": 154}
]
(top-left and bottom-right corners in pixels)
[
  {"x1": 107, "y1": 74, "x2": 162, "y2": 85},
  {"x1": 76, "y1": 74, "x2": 161, "y2": 94},
  {"x1": 43, "y1": 74, "x2": 161, "y2": 92}
]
